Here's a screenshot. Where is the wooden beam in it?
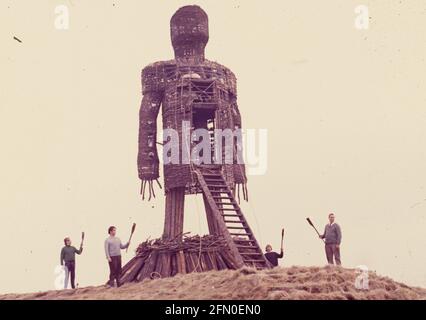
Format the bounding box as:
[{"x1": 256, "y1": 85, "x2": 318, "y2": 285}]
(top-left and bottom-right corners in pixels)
[
  {"x1": 163, "y1": 187, "x2": 185, "y2": 240},
  {"x1": 203, "y1": 194, "x2": 219, "y2": 235},
  {"x1": 194, "y1": 169, "x2": 244, "y2": 268}
]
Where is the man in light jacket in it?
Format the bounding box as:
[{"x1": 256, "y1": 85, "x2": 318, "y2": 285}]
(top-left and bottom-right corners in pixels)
[
  {"x1": 319, "y1": 213, "x2": 342, "y2": 265},
  {"x1": 105, "y1": 226, "x2": 129, "y2": 287}
]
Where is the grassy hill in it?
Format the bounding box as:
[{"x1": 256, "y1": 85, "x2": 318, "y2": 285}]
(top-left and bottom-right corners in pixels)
[{"x1": 1, "y1": 266, "x2": 425, "y2": 300}]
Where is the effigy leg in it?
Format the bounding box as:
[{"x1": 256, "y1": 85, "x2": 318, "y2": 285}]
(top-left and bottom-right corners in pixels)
[{"x1": 163, "y1": 187, "x2": 185, "y2": 240}]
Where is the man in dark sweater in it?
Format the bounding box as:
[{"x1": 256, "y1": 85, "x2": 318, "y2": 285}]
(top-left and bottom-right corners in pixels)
[
  {"x1": 319, "y1": 213, "x2": 342, "y2": 265},
  {"x1": 60, "y1": 237, "x2": 83, "y2": 289},
  {"x1": 264, "y1": 244, "x2": 284, "y2": 267}
]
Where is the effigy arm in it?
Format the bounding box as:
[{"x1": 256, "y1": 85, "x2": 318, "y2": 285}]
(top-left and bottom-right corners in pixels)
[{"x1": 138, "y1": 91, "x2": 163, "y2": 201}]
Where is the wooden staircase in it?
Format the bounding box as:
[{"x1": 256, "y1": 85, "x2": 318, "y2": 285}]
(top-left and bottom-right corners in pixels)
[{"x1": 194, "y1": 167, "x2": 270, "y2": 270}]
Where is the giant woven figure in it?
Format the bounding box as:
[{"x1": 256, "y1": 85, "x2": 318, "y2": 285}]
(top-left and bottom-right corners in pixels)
[{"x1": 125, "y1": 6, "x2": 269, "y2": 281}]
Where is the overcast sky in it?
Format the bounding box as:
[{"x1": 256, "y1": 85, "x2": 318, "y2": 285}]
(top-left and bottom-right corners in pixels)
[{"x1": 0, "y1": 0, "x2": 425, "y2": 294}]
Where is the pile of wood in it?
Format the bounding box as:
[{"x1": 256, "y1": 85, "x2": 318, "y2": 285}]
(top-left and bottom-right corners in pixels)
[{"x1": 120, "y1": 234, "x2": 239, "y2": 283}]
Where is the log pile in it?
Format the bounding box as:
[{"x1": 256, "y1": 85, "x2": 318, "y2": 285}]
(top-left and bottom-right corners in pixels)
[{"x1": 120, "y1": 234, "x2": 239, "y2": 284}]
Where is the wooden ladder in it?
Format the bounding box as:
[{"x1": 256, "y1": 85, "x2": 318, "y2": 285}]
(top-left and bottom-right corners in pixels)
[{"x1": 195, "y1": 167, "x2": 270, "y2": 270}]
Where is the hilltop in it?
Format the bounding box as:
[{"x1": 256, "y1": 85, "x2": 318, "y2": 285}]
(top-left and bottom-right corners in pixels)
[{"x1": 1, "y1": 266, "x2": 425, "y2": 300}]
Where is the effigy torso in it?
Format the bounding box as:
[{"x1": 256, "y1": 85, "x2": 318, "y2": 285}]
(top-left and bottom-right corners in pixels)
[{"x1": 141, "y1": 59, "x2": 246, "y2": 192}]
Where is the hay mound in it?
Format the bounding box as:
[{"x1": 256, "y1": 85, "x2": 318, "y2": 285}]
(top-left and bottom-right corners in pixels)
[
  {"x1": 1, "y1": 266, "x2": 425, "y2": 300},
  {"x1": 120, "y1": 235, "x2": 239, "y2": 284}
]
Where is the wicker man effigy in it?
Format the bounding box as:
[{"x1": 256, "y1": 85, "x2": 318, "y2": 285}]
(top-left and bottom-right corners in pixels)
[
  {"x1": 137, "y1": 5, "x2": 250, "y2": 240},
  {"x1": 120, "y1": 6, "x2": 269, "y2": 283}
]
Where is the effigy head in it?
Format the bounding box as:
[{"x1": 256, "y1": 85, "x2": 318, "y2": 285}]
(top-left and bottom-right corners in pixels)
[{"x1": 170, "y1": 5, "x2": 209, "y2": 59}]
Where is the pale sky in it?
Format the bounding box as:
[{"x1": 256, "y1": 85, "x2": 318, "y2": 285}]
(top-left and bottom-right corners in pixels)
[{"x1": 0, "y1": 0, "x2": 425, "y2": 294}]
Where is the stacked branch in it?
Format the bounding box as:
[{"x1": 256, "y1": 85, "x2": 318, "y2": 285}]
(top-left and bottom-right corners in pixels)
[{"x1": 120, "y1": 234, "x2": 239, "y2": 284}]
